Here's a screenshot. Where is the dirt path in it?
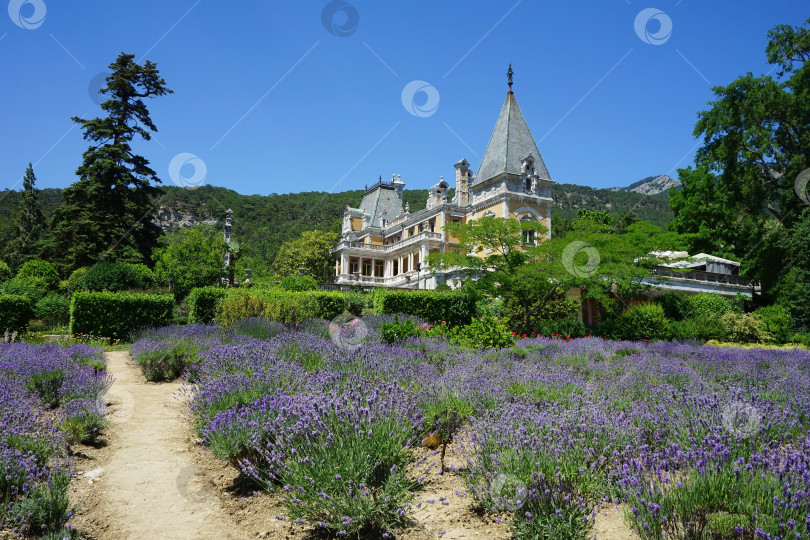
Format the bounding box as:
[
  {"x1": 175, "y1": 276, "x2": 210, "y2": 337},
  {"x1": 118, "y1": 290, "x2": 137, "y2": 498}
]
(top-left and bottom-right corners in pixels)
[{"x1": 70, "y1": 351, "x2": 247, "y2": 540}]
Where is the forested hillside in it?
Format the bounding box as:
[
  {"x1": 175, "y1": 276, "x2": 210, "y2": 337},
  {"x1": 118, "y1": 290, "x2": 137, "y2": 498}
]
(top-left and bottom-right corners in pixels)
[{"x1": 0, "y1": 181, "x2": 674, "y2": 273}]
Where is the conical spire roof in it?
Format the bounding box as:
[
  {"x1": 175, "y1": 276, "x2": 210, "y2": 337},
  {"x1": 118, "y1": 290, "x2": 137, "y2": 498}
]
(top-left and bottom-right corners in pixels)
[{"x1": 474, "y1": 80, "x2": 550, "y2": 186}]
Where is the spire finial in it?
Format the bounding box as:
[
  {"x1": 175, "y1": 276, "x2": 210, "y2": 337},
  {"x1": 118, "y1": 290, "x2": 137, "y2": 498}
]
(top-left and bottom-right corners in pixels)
[{"x1": 507, "y1": 63, "x2": 514, "y2": 93}]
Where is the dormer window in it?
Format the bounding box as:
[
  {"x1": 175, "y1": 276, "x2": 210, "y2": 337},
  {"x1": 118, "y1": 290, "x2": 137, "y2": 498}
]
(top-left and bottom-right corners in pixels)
[{"x1": 525, "y1": 178, "x2": 532, "y2": 192}]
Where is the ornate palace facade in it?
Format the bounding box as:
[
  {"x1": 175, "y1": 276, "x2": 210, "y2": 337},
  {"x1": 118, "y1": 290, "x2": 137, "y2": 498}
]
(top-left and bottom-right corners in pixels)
[{"x1": 332, "y1": 67, "x2": 553, "y2": 289}]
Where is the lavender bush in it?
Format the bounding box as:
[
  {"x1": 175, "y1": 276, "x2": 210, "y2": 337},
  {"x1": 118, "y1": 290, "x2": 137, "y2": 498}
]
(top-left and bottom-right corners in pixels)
[
  {"x1": 0, "y1": 342, "x2": 108, "y2": 537},
  {"x1": 131, "y1": 317, "x2": 810, "y2": 539}
]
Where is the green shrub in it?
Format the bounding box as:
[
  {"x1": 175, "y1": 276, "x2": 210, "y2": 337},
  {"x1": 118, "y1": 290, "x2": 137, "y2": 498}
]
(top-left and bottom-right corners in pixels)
[
  {"x1": 754, "y1": 304, "x2": 793, "y2": 343},
  {"x1": 70, "y1": 291, "x2": 174, "y2": 341},
  {"x1": 0, "y1": 260, "x2": 10, "y2": 282},
  {"x1": 603, "y1": 303, "x2": 669, "y2": 341},
  {"x1": 66, "y1": 267, "x2": 88, "y2": 293},
  {"x1": 689, "y1": 292, "x2": 741, "y2": 317},
  {"x1": 0, "y1": 294, "x2": 33, "y2": 334},
  {"x1": 345, "y1": 291, "x2": 368, "y2": 316},
  {"x1": 35, "y1": 294, "x2": 70, "y2": 325},
  {"x1": 279, "y1": 275, "x2": 319, "y2": 291},
  {"x1": 719, "y1": 312, "x2": 772, "y2": 343},
  {"x1": 379, "y1": 317, "x2": 420, "y2": 344},
  {"x1": 187, "y1": 286, "x2": 230, "y2": 324},
  {"x1": 535, "y1": 315, "x2": 590, "y2": 338},
  {"x1": 477, "y1": 296, "x2": 504, "y2": 318},
  {"x1": 373, "y1": 290, "x2": 477, "y2": 327},
  {"x1": 82, "y1": 261, "x2": 151, "y2": 292},
  {"x1": 651, "y1": 292, "x2": 693, "y2": 321},
  {"x1": 1, "y1": 275, "x2": 47, "y2": 304},
  {"x1": 451, "y1": 315, "x2": 515, "y2": 349},
  {"x1": 667, "y1": 315, "x2": 729, "y2": 342},
  {"x1": 129, "y1": 263, "x2": 155, "y2": 289},
  {"x1": 307, "y1": 291, "x2": 348, "y2": 321},
  {"x1": 17, "y1": 260, "x2": 59, "y2": 290}
]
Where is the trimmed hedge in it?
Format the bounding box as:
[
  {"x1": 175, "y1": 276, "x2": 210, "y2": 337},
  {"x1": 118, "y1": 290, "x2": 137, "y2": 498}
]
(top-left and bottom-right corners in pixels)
[
  {"x1": 188, "y1": 286, "x2": 231, "y2": 324},
  {"x1": 0, "y1": 294, "x2": 33, "y2": 334},
  {"x1": 70, "y1": 291, "x2": 174, "y2": 340},
  {"x1": 373, "y1": 290, "x2": 476, "y2": 327},
  {"x1": 215, "y1": 289, "x2": 349, "y2": 327}
]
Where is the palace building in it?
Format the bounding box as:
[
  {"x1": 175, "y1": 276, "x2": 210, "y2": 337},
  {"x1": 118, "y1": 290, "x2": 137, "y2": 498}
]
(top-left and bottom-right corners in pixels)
[{"x1": 332, "y1": 66, "x2": 553, "y2": 289}]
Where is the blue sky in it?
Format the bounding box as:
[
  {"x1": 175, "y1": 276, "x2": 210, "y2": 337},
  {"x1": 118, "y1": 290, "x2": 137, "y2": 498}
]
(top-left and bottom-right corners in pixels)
[{"x1": 0, "y1": 1, "x2": 805, "y2": 195}]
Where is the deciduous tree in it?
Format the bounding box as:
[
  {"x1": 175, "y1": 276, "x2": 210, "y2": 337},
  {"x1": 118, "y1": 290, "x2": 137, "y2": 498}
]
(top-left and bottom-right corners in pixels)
[
  {"x1": 272, "y1": 230, "x2": 340, "y2": 282},
  {"x1": 670, "y1": 18, "x2": 810, "y2": 314}
]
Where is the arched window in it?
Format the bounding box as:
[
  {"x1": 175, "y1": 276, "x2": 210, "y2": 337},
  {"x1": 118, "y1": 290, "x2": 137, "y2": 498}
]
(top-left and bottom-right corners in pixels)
[{"x1": 521, "y1": 216, "x2": 537, "y2": 246}]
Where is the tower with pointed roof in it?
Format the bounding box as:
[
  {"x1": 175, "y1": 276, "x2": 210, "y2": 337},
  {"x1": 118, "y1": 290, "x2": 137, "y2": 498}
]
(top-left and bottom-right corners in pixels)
[{"x1": 331, "y1": 66, "x2": 553, "y2": 289}]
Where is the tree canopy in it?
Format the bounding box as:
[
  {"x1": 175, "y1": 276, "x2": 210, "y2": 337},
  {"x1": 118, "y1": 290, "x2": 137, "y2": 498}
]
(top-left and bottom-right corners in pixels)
[
  {"x1": 272, "y1": 230, "x2": 341, "y2": 282},
  {"x1": 669, "y1": 17, "x2": 810, "y2": 322},
  {"x1": 43, "y1": 52, "x2": 172, "y2": 275},
  {"x1": 153, "y1": 225, "x2": 227, "y2": 300},
  {"x1": 3, "y1": 163, "x2": 45, "y2": 272},
  {"x1": 428, "y1": 216, "x2": 685, "y2": 332}
]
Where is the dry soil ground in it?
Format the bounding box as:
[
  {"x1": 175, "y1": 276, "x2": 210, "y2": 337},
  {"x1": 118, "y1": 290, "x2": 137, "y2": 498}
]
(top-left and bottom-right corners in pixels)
[{"x1": 68, "y1": 351, "x2": 638, "y2": 539}]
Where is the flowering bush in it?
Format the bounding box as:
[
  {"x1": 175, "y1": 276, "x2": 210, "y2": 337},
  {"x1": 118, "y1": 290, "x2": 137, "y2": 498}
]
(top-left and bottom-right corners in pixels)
[{"x1": 0, "y1": 342, "x2": 108, "y2": 536}]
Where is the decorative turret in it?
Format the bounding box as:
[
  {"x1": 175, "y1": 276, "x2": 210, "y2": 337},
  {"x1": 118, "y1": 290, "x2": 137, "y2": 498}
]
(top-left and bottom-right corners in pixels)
[
  {"x1": 426, "y1": 177, "x2": 449, "y2": 209},
  {"x1": 453, "y1": 159, "x2": 471, "y2": 206},
  {"x1": 393, "y1": 174, "x2": 405, "y2": 199}
]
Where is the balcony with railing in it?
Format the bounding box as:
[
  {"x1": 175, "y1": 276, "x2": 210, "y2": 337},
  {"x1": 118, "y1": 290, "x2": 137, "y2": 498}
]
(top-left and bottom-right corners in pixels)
[{"x1": 332, "y1": 231, "x2": 444, "y2": 254}]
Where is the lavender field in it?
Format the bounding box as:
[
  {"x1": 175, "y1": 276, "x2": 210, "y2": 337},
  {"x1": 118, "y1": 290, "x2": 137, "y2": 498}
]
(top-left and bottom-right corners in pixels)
[
  {"x1": 0, "y1": 342, "x2": 109, "y2": 539},
  {"x1": 127, "y1": 317, "x2": 810, "y2": 539}
]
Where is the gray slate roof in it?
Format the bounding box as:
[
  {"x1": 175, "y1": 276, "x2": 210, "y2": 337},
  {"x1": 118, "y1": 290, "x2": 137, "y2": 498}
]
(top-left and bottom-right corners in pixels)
[
  {"x1": 474, "y1": 91, "x2": 551, "y2": 186},
  {"x1": 359, "y1": 184, "x2": 403, "y2": 227}
]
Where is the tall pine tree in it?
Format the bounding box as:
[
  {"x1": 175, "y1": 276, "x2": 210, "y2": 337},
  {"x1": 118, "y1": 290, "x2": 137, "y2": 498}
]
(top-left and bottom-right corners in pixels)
[
  {"x1": 4, "y1": 163, "x2": 46, "y2": 271},
  {"x1": 44, "y1": 52, "x2": 172, "y2": 275}
]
